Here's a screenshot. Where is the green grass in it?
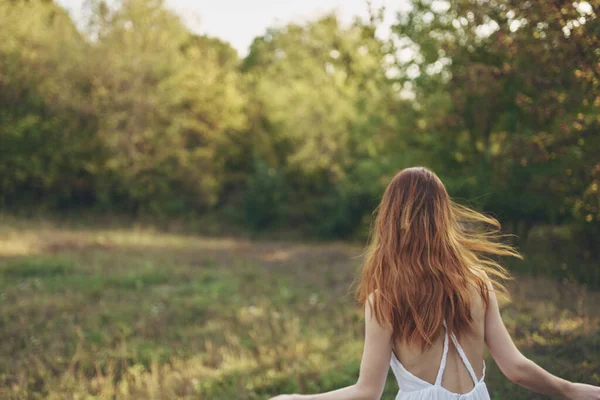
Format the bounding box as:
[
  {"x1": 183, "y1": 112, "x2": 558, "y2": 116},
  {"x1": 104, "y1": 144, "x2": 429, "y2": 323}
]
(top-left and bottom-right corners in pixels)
[{"x1": 0, "y1": 218, "x2": 598, "y2": 399}]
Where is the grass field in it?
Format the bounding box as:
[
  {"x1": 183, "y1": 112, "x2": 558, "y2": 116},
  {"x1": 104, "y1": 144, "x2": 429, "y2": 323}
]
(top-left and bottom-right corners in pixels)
[{"x1": 0, "y1": 216, "x2": 598, "y2": 399}]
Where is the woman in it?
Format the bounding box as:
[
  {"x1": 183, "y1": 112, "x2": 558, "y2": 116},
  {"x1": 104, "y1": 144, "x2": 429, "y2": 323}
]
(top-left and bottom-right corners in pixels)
[{"x1": 271, "y1": 167, "x2": 600, "y2": 400}]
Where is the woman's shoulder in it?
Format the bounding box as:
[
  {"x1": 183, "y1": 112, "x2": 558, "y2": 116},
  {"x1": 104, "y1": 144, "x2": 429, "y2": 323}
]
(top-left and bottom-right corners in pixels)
[{"x1": 470, "y1": 266, "x2": 494, "y2": 289}]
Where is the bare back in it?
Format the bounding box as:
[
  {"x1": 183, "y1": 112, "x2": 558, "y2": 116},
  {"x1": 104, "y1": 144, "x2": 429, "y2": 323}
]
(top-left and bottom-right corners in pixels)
[{"x1": 392, "y1": 285, "x2": 487, "y2": 394}]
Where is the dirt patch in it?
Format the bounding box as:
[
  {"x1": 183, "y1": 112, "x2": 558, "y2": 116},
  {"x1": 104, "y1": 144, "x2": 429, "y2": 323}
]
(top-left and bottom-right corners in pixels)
[{"x1": 42, "y1": 238, "x2": 114, "y2": 253}]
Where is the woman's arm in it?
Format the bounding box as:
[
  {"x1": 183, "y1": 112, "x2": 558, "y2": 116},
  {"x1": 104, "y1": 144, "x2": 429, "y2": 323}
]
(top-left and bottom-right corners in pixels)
[
  {"x1": 484, "y1": 280, "x2": 600, "y2": 399},
  {"x1": 270, "y1": 295, "x2": 393, "y2": 400}
]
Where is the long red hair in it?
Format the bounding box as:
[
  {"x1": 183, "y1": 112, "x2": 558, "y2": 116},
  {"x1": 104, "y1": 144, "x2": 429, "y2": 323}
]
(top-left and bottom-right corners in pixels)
[{"x1": 356, "y1": 167, "x2": 521, "y2": 350}]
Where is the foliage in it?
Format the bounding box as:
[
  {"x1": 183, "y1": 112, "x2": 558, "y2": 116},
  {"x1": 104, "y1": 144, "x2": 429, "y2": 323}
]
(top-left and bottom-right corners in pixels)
[
  {"x1": 240, "y1": 14, "x2": 410, "y2": 234},
  {"x1": 0, "y1": 0, "x2": 103, "y2": 209},
  {"x1": 390, "y1": 0, "x2": 600, "y2": 240},
  {"x1": 244, "y1": 160, "x2": 286, "y2": 230},
  {"x1": 0, "y1": 0, "x2": 598, "y2": 270},
  {"x1": 86, "y1": 0, "x2": 247, "y2": 213},
  {"x1": 0, "y1": 0, "x2": 246, "y2": 214}
]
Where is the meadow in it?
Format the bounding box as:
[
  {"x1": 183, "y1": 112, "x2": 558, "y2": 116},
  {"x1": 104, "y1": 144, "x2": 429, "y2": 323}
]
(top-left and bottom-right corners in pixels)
[{"x1": 0, "y1": 216, "x2": 598, "y2": 399}]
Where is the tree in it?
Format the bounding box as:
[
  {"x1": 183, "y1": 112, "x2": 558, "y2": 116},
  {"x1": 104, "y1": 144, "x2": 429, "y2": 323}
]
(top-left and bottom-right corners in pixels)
[
  {"x1": 86, "y1": 0, "x2": 246, "y2": 213},
  {"x1": 0, "y1": 0, "x2": 102, "y2": 209},
  {"x1": 390, "y1": 0, "x2": 600, "y2": 241},
  {"x1": 240, "y1": 14, "x2": 412, "y2": 234}
]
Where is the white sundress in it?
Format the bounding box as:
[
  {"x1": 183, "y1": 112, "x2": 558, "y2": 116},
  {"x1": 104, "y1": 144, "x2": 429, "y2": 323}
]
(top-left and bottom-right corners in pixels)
[{"x1": 390, "y1": 323, "x2": 490, "y2": 400}]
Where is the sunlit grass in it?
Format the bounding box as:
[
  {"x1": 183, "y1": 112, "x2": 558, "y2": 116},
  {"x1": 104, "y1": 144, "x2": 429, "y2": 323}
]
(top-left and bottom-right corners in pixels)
[{"x1": 0, "y1": 218, "x2": 598, "y2": 399}]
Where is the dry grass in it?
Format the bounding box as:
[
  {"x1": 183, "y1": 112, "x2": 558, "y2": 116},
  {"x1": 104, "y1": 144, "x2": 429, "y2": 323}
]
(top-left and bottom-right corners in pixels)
[{"x1": 0, "y1": 217, "x2": 598, "y2": 399}]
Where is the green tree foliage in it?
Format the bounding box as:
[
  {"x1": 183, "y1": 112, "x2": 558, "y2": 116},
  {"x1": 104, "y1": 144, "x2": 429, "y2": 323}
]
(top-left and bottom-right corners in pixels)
[
  {"x1": 390, "y1": 0, "x2": 600, "y2": 242},
  {"x1": 241, "y1": 14, "x2": 410, "y2": 235},
  {"x1": 86, "y1": 0, "x2": 246, "y2": 213},
  {"x1": 0, "y1": 0, "x2": 102, "y2": 209},
  {"x1": 0, "y1": 0, "x2": 598, "y2": 250},
  {"x1": 0, "y1": 0, "x2": 246, "y2": 214}
]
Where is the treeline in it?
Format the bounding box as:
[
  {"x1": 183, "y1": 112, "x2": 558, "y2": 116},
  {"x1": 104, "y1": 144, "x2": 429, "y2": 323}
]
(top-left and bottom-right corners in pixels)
[{"x1": 1, "y1": 0, "x2": 599, "y2": 246}]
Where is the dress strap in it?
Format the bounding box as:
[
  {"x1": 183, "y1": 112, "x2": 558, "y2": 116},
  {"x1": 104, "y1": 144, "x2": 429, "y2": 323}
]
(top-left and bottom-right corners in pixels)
[
  {"x1": 434, "y1": 323, "x2": 449, "y2": 386},
  {"x1": 449, "y1": 333, "x2": 479, "y2": 384}
]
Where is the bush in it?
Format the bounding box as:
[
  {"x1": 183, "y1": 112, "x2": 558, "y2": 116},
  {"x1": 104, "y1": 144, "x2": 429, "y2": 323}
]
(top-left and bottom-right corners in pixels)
[{"x1": 243, "y1": 160, "x2": 286, "y2": 230}]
